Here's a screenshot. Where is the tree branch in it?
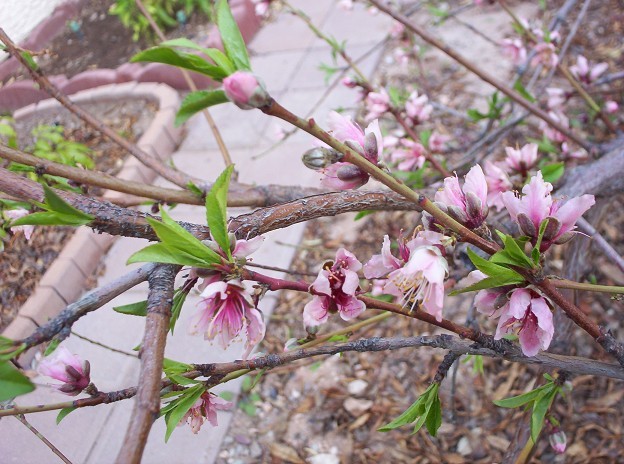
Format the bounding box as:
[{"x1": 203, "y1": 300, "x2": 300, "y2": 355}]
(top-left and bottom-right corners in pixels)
[{"x1": 116, "y1": 264, "x2": 177, "y2": 464}]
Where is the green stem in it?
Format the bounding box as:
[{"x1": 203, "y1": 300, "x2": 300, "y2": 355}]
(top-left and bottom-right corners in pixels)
[{"x1": 550, "y1": 279, "x2": 624, "y2": 294}]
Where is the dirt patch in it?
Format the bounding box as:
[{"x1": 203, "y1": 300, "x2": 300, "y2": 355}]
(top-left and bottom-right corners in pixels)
[
  {"x1": 0, "y1": 98, "x2": 157, "y2": 332},
  {"x1": 7, "y1": 0, "x2": 214, "y2": 81}
]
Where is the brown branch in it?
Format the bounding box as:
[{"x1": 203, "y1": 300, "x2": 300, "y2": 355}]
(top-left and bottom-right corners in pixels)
[
  {"x1": 116, "y1": 264, "x2": 177, "y2": 464},
  {"x1": 20, "y1": 264, "x2": 156, "y2": 349},
  {"x1": 0, "y1": 145, "x2": 205, "y2": 205},
  {"x1": 367, "y1": 0, "x2": 593, "y2": 152}
]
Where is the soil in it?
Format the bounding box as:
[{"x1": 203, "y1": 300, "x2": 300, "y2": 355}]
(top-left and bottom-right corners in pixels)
[
  {"x1": 0, "y1": 98, "x2": 157, "y2": 332},
  {"x1": 7, "y1": 0, "x2": 214, "y2": 81},
  {"x1": 217, "y1": 0, "x2": 624, "y2": 463}
]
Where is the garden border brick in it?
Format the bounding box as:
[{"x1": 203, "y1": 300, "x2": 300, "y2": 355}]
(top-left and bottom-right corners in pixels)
[
  {"x1": 0, "y1": 0, "x2": 261, "y2": 112},
  {"x1": 2, "y1": 83, "x2": 183, "y2": 364}
]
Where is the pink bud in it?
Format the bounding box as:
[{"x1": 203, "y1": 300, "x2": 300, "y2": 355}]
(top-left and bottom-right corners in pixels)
[
  {"x1": 549, "y1": 430, "x2": 567, "y2": 454},
  {"x1": 222, "y1": 71, "x2": 270, "y2": 110},
  {"x1": 605, "y1": 100, "x2": 619, "y2": 114},
  {"x1": 38, "y1": 346, "x2": 91, "y2": 396}
]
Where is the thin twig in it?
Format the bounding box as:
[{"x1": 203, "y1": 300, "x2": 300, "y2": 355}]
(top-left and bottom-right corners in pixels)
[{"x1": 14, "y1": 414, "x2": 73, "y2": 464}]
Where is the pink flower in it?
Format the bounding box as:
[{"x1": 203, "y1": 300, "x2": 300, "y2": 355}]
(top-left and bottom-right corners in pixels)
[
  {"x1": 390, "y1": 139, "x2": 426, "y2": 171},
  {"x1": 365, "y1": 89, "x2": 390, "y2": 121},
  {"x1": 501, "y1": 39, "x2": 527, "y2": 65},
  {"x1": 428, "y1": 131, "x2": 450, "y2": 153},
  {"x1": 390, "y1": 21, "x2": 405, "y2": 38},
  {"x1": 493, "y1": 288, "x2": 554, "y2": 357},
  {"x1": 321, "y1": 112, "x2": 383, "y2": 190},
  {"x1": 189, "y1": 280, "x2": 265, "y2": 357},
  {"x1": 561, "y1": 142, "x2": 586, "y2": 160},
  {"x1": 531, "y1": 42, "x2": 558, "y2": 68},
  {"x1": 501, "y1": 171, "x2": 595, "y2": 251},
  {"x1": 303, "y1": 248, "x2": 366, "y2": 327},
  {"x1": 432, "y1": 165, "x2": 490, "y2": 228},
  {"x1": 570, "y1": 55, "x2": 608, "y2": 85},
  {"x1": 546, "y1": 87, "x2": 566, "y2": 110},
  {"x1": 4, "y1": 208, "x2": 34, "y2": 240},
  {"x1": 540, "y1": 111, "x2": 569, "y2": 143},
  {"x1": 405, "y1": 91, "x2": 433, "y2": 124},
  {"x1": 364, "y1": 231, "x2": 448, "y2": 321},
  {"x1": 222, "y1": 71, "x2": 270, "y2": 110},
  {"x1": 38, "y1": 346, "x2": 90, "y2": 396},
  {"x1": 338, "y1": 0, "x2": 354, "y2": 10},
  {"x1": 605, "y1": 100, "x2": 619, "y2": 114},
  {"x1": 504, "y1": 143, "x2": 539, "y2": 174},
  {"x1": 180, "y1": 391, "x2": 232, "y2": 433},
  {"x1": 549, "y1": 430, "x2": 567, "y2": 454},
  {"x1": 483, "y1": 161, "x2": 513, "y2": 211}
]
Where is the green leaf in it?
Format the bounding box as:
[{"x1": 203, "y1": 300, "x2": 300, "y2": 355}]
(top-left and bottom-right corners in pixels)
[
  {"x1": 56, "y1": 406, "x2": 76, "y2": 424},
  {"x1": 491, "y1": 231, "x2": 535, "y2": 269},
  {"x1": 450, "y1": 248, "x2": 525, "y2": 294},
  {"x1": 11, "y1": 185, "x2": 93, "y2": 227},
  {"x1": 354, "y1": 210, "x2": 375, "y2": 221},
  {"x1": 175, "y1": 90, "x2": 229, "y2": 126},
  {"x1": 513, "y1": 79, "x2": 536, "y2": 103},
  {"x1": 532, "y1": 219, "x2": 550, "y2": 264},
  {"x1": 379, "y1": 383, "x2": 436, "y2": 432},
  {"x1": 216, "y1": 0, "x2": 251, "y2": 71},
  {"x1": 20, "y1": 51, "x2": 39, "y2": 71},
  {"x1": 531, "y1": 386, "x2": 558, "y2": 442},
  {"x1": 44, "y1": 338, "x2": 61, "y2": 356},
  {"x1": 493, "y1": 384, "x2": 549, "y2": 408},
  {"x1": 113, "y1": 300, "x2": 148, "y2": 317},
  {"x1": 0, "y1": 361, "x2": 35, "y2": 402},
  {"x1": 163, "y1": 357, "x2": 193, "y2": 374},
  {"x1": 425, "y1": 392, "x2": 442, "y2": 436},
  {"x1": 164, "y1": 384, "x2": 206, "y2": 442},
  {"x1": 540, "y1": 162, "x2": 565, "y2": 183},
  {"x1": 128, "y1": 208, "x2": 222, "y2": 267},
  {"x1": 131, "y1": 47, "x2": 228, "y2": 80},
  {"x1": 169, "y1": 289, "x2": 188, "y2": 334},
  {"x1": 160, "y1": 37, "x2": 236, "y2": 75},
  {"x1": 205, "y1": 166, "x2": 234, "y2": 259}
]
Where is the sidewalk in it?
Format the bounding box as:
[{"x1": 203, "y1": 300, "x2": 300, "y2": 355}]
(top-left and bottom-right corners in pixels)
[{"x1": 0, "y1": 1, "x2": 392, "y2": 463}]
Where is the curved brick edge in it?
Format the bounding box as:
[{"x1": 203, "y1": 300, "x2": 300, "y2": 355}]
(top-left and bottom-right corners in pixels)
[
  {"x1": 0, "y1": 0, "x2": 261, "y2": 112},
  {"x1": 2, "y1": 82, "x2": 183, "y2": 365}
]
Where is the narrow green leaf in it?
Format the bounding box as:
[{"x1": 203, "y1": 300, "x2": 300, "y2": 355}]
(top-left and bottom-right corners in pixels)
[
  {"x1": 160, "y1": 39, "x2": 236, "y2": 74},
  {"x1": 513, "y1": 79, "x2": 536, "y2": 103},
  {"x1": 56, "y1": 406, "x2": 76, "y2": 424},
  {"x1": 42, "y1": 184, "x2": 93, "y2": 219},
  {"x1": 131, "y1": 47, "x2": 228, "y2": 79},
  {"x1": 216, "y1": 0, "x2": 251, "y2": 71},
  {"x1": 379, "y1": 383, "x2": 438, "y2": 432},
  {"x1": 205, "y1": 166, "x2": 234, "y2": 259},
  {"x1": 175, "y1": 90, "x2": 228, "y2": 126},
  {"x1": 531, "y1": 386, "x2": 558, "y2": 442},
  {"x1": 532, "y1": 218, "x2": 550, "y2": 264},
  {"x1": 354, "y1": 210, "x2": 375, "y2": 221},
  {"x1": 44, "y1": 339, "x2": 61, "y2": 356},
  {"x1": 164, "y1": 385, "x2": 206, "y2": 441},
  {"x1": 0, "y1": 361, "x2": 35, "y2": 402},
  {"x1": 425, "y1": 392, "x2": 442, "y2": 436},
  {"x1": 113, "y1": 300, "x2": 148, "y2": 317},
  {"x1": 10, "y1": 211, "x2": 90, "y2": 227},
  {"x1": 493, "y1": 384, "x2": 549, "y2": 408},
  {"x1": 169, "y1": 290, "x2": 188, "y2": 334},
  {"x1": 127, "y1": 242, "x2": 214, "y2": 267},
  {"x1": 163, "y1": 357, "x2": 193, "y2": 374}
]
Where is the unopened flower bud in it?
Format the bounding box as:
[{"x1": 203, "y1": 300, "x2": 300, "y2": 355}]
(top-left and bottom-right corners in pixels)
[
  {"x1": 465, "y1": 191, "x2": 487, "y2": 223},
  {"x1": 302, "y1": 147, "x2": 342, "y2": 170},
  {"x1": 554, "y1": 231, "x2": 575, "y2": 244},
  {"x1": 223, "y1": 71, "x2": 271, "y2": 110},
  {"x1": 38, "y1": 346, "x2": 91, "y2": 396},
  {"x1": 549, "y1": 429, "x2": 567, "y2": 454}
]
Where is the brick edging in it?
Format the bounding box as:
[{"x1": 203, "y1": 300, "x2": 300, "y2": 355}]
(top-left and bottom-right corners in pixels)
[
  {"x1": 2, "y1": 83, "x2": 183, "y2": 364},
  {"x1": 0, "y1": 0, "x2": 260, "y2": 112}
]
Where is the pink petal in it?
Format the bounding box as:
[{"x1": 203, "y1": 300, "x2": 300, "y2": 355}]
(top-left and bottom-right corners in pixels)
[
  {"x1": 508, "y1": 288, "x2": 532, "y2": 319},
  {"x1": 303, "y1": 296, "x2": 330, "y2": 327},
  {"x1": 435, "y1": 175, "x2": 464, "y2": 207},
  {"x1": 463, "y1": 165, "x2": 488, "y2": 207},
  {"x1": 521, "y1": 171, "x2": 553, "y2": 229},
  {"x1": 310, "y1": 270, "x2": 332, "y2": 296},
  {"x1": 232, "y1": 236, "x2": 265, "y2": 258},
  {"x1": 342, "y1": 269, "x2": 361, "y2": 296},
  {"x1": 364, "y1": 235, "x2": 401, "y2": 279},
  {"x1": 553, "y1": 194, "x2": 595, "y2": 237},
  {"x1": 364, "y1": 119, "x2": 384, "y2": 160},
  {"x1": 338, "y1": 296, "x2": 366, "y2": 321},
  {"x1": 327, "y1": 111, "x2": 364, "y2": 147}
]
